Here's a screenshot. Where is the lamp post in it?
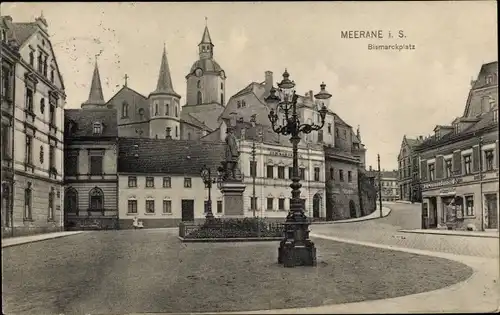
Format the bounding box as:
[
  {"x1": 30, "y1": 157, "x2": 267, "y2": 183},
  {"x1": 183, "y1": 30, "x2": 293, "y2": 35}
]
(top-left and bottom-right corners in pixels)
[
  {"x1": 265, "y1": 69, "x2": 330, "y2": 267},
  {"x1": 377, "y1": 154, "x2": 383, "y2": 218},
  {"x1": 479, "y1": 136, "x2": 484, "y2": 231},
  {"x1": 250, "y1": 114, "x2": 258, "y2": 218},
  {"x1": 200, "y1": 164, "x2": 218, "y2": 221}
]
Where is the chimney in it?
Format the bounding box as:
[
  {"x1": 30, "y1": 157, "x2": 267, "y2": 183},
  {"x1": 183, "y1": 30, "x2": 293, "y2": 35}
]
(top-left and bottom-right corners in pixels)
[
  {"x1": 309, "y1": 90, "x2": 313, "y2": 101},
  {"x1": 419, "y1": 135, "x2": 423, "y2": 141},
  {"x1": 369, "y1": 165, "x2": 372, "y2": 171},
  {"x1": 264, "y1": 71, "x2": 273, "y2": 95},
  {"x1": 165, "y1": 127, "x2": 172, "y2": 139}
]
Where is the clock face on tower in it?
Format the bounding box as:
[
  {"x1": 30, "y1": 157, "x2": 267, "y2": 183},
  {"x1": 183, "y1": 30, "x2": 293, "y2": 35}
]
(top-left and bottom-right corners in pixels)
[{"x1": 195, "y1": 68, "x2": 203, "y2": 77}]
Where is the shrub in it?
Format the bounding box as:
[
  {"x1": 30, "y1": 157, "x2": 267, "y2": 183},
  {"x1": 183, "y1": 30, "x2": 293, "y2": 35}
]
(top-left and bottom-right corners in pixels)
[{"x1": 184, "y1": 217, "x2": 284, "y2": 239}]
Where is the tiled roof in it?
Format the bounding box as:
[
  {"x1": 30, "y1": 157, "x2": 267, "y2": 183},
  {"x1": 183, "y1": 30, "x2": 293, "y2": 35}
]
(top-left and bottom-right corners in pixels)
[
  {"x1": 406, "y1": 137, "x2": 422, "y2": 147},
  {"x1": 333, "y1": 113, "x2": 352, "y2": 127},
  {"x1": 0, "y1": 16, "x2": 37, "y2": 47},
  {"x1": 118, "y1": 138, "x2": 225, "y2": 176},
  {"x1": 180, "y1": 112, "x2": 211, "y2": 131},
  {"x1": 64, "y1": 109, "x2": 118, "y2": 138},
  {"x1": 186, "y1": 108, "x2": 224, "y2": 131},
  {"x1": 472, "y1": 61, "x2": 498, "y2": 90}
]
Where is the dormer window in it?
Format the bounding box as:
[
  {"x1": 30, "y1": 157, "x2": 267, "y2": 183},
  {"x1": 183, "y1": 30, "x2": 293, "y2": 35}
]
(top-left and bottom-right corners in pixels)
[
  {"x1": 453, "y1": 123, "x2": 460, "y2": 134},
  {"x1": 486, "y1": 75, "x2": 493, "y2": 85},
  {"x1": 93, "y1": 122, "x2": 102, "y2": 135}
]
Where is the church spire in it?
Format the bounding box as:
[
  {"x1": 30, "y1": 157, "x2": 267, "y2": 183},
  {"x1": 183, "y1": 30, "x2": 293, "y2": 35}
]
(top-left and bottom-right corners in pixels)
[
  {"x1": 81, "y1": 59, "x2": 105, "y2": 109},
  {"x1": 198, "y1": 21, "x2": 214, "y2": 60},
  {"x1": 151, "y1": 44, "x2": 180, "y2": 97}
]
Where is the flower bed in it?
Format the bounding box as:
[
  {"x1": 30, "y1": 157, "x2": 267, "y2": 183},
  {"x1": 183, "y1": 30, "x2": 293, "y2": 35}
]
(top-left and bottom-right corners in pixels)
[{"x1": 180, "y1": 218, "x2": 285, "y2": 240}]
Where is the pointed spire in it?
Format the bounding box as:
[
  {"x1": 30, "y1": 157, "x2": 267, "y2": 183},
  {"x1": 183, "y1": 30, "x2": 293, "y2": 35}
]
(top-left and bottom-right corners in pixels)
[
  {"x1": 200, "y1": 24, "x2": 213, "y2": 45},
  {"x1": 82, "y1": 59, "x2": 105, "y2": 108},
  {"x1": 151, "y1": 44, "x2": 180, "y2": 97}
]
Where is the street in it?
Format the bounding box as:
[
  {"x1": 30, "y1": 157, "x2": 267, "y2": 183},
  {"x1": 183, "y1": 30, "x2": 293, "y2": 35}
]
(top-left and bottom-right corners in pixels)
[{"x1": 2, "y1": 202, "x2": 498, "y2": 315}]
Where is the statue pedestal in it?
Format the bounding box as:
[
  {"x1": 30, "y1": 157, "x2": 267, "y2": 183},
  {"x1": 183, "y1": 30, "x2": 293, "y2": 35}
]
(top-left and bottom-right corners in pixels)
[{"x1": 220, "y1": 181, "x2": 246, "y2": 218}]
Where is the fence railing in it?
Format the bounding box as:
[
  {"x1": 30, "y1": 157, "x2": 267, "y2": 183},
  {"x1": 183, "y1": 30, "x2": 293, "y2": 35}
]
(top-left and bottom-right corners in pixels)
[{"x1": 179, "y1": 220, "x2": 286, "y2": 239}]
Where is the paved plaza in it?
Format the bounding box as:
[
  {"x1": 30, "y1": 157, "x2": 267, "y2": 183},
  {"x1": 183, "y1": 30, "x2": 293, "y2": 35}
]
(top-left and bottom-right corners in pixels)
[{"x1": 2, "y1": 203, "x2": 499, "y2": 314}]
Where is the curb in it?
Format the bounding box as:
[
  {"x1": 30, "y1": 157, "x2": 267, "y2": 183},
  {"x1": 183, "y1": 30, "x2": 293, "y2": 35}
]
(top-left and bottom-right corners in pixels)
[
  {"x1": 398, "y1": 229, "x2": 499, "y2": 239},
  {"x1": 332, "y1": 207, "x2": 392, "y2": 224},
  {"x1": 178, "y1": 236, "x2": 282, "y2": 243},
  {"x1": 1, "y1": 231, "x2": 84, "y2": 248}
]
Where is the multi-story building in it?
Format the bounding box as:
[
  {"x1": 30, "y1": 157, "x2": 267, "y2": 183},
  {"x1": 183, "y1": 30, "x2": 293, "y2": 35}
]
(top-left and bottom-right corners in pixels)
[
  {"x1": 416, "y1": 61, "x2": 498, "y2": 231},
  {"x1": 397, "y1": 135, "x2": 423, "y2": 202},
  {"x1": 117, "y1": 137, "x2": 226, "y2": 228},
  {"x1": 1, "y1": 14, "x2": 66, "y2": 237},
  {"x1": 368, "y1": 168, "x2": 399, "y2": 202}
]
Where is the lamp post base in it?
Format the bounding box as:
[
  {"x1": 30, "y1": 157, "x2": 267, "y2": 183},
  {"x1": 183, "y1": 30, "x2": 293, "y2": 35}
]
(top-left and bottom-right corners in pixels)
[{"x1": 277, "y1": 221, "x2": 317, "y2": 267}]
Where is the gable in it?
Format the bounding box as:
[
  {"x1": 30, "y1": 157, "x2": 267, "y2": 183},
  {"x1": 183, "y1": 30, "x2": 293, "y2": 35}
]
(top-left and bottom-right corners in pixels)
[
  {"x1": 106, "y1": 86, "x2": 150, "y2": 122},
  {"x1": 218, "y1": 92, "x2": 271, "y2": 126}
]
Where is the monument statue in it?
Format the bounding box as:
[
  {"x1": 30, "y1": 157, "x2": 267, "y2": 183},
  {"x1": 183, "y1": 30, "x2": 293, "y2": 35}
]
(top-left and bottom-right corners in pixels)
[{"x1": 221, "y1": 126, "x2": 241, "y2": 181}]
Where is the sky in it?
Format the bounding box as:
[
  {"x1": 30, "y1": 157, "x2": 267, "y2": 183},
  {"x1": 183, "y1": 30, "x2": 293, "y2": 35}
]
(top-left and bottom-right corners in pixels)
[{"x1": 1, "y1": 1, "x2": 497, "y2": 170}]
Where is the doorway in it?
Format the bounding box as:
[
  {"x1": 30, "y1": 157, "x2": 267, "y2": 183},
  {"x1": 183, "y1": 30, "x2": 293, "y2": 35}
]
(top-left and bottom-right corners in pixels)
[
  {"x1": 312, "y1": 194, "x2": 321, "y2": 219},
  {"x1": 428, "y1": 197, "x2": 438, "y2": 228},
  {"x1": 181, "y1": 199, "x2": 195, "y2": 222},
  {"x1": 485, "y1": 194, "x2": 498, "y2": 229},
  {"x1": 349, "y1": 200, "x2": 357, "y2": 218}
]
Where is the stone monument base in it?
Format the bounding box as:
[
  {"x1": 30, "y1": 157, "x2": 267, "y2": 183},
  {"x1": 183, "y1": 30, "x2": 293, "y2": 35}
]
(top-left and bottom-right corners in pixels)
[{"x1": 220, "y1": 181, "x2": 246, "y2": 217}]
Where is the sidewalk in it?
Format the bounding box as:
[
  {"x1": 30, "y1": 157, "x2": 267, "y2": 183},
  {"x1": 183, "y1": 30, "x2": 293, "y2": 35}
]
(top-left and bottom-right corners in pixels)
[
  {"x1": 1, "y1": 231, "x2": 84, "y2": 248},
  {"x1": 398, "y1": 229, "x2": 498, "y2": 239},
  {"x1": 333, "y1": 206, "x2": 391, "y2": 223}
]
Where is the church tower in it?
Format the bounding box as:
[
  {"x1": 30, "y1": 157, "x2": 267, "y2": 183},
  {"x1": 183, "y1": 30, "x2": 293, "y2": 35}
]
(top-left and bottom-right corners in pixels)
[
  {"x1": 148, "y1": 45, "x2": 181, "y2": 139},
  {"x1": 81, "y1": 60, "x2": 106, "y2": 109},
  {"x1": 185, "y1": 23, "x2": 226, "y2": 107}
]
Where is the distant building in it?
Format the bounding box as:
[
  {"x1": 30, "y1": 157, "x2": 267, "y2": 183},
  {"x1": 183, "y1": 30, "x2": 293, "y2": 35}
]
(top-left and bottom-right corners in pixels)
[
  {"x1": 416, "y1": 61, "x2": 498, "y2": 231},
  {"x1": 1, "y1": 14, "x2": 66, "y2": 237},
  {"x1": 397, "y1": 135, "x2": 423, "y2": 202},
  {"x1": 63, "y1": 108, "x2": 119, "y2": 230},
  {"x1": 368, "y1": 168, "x2": 399, "y2": 202},
  {"x1": 117, "y1": 138, "x2": 225, "y2": 228}
]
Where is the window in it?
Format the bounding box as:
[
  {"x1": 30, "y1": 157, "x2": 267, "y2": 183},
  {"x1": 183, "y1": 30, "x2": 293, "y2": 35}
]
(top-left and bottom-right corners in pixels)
[
  {"x1": 184, "y1": 177, "x2": 192, "y2": 188},
  {"x1": 250, "y1": 161, "x2": 257, "y2": 177},
  {"x1": 128, "y1": 176, "x2": 137, "y2": 187},
  {"x1": 486, "y1": 75, "x2": 493, "y2": 85},
  {"x1": 335, "y1": 128, "x2": 339, "y2": 137},
  {"x1": 122, "y1": 102, "x2": 129, "y2": 118},
  {"x1": 445, "y1": 159, "x2": 453, "y2": 178},
  {"x1": 163, "y1": 177, "x2": 171, "y2": 188},
  {"x1": 37, "y1": 52, "x2": 43, "y2": 72},
  {"x1": 65, "y1": 151, "x2": 78, "y2": 175},
  {"x1": 39, "y1": 98, "x2": 45, "y2": 114},
  {"x1": 26, "y1": 88, "x2": 34, "y2": 112},
  {"x1": 318, "y1": 130, "x2": 323, "y2": 143},
  {"x1": 465, "y1": 196, "x2": 474, "y2": 216},
  {"x1": 278, "y1": 198, "x2": 285, "y2": 210},
  {"x1": 50, "y1": 69, "x2": 54, "y2": 83},
  {"x1": 266, "y1": 165, "x2": 274, "y2": 178},
  {"x1": 288, "y1": 167, "x2": 293, "y2": 179},
  {"x1": 339, "y1": 170, "x2": 344, "y2": 181},
  {"x1": 493, "y1": 107, "x2": 498, "y2": 123},
  {"x1": 348, "y1": 171, "x2": 352, "y2": 182},
  {"x1": 25, "y1": 135, "x2": 33, "y2": 165},
  {"x1": 89, "y1": 155, "x2": 103, "y2": 175},
  {"x1": 250, "y1": 197, "x2": 258, "y2": 210},
  {"x1": 128, "y1": 200, "x2": 138, "y2": 213},
  {"x1": 49, "y1": 104, "x2": 55, "y2": 126},
  {"x1": 221, "y1": 82, "x2": 224, "y2": 89},
  {"x1": 92, "y1": 122, "x2": 102, "y2": 135},
  {"x1": 43, "y1": 56, "x2": 48, "y2": 77},
  {"x1": 463, "y1": 155, "x2": 472, "y2": 175},
  {"x1": 89, "y1": 187, "x2": 104, "y2": 210},
  {"x1": 163, "y1": 200, "x2": 172, "y2": 213},
  {"x1": 278, "y1": 166, "x2": 285, "y2": 179},
  {"x1": 65, "y1": 188, "x2": 78, "y2": 214},
  {"x1": 138, "y1": 108, "x2": 145, "y2": 119},
  {"x1": 237, "y1": 100, "x2": 241, "y2": 108},
  {"x1": 49, "y1": 145, "x2": 55, "y2": 169},
  {"x1": 329, "y1": 167, "x2": 334, "y2": 180},
  {"x1": 267, "y1": 197, "x2": 273, "y2": 210},
  {"x1": 146, "y1": 177, "x2": 155, "y2": 188},
  {"x1": 204, "y1": 200, "x2": 211, "y2": 213},
  {"x1": 242, "y1": 100, "x2": 246, "y2": 107},
  {"x1": 2, "y1": 124, "x2": 10, "y2": 159},
  {"x1": 485, "y1": 150, "x2": 494, "y2": 171},
  {"x1": 48, "y1": 189, "x2": 55, "y2": 221},
  {"x1": 314, "y1": 167, "x2": 320, "y2": 181},
  {"x1": 343, "y1": 129, "x2": 347, "y2": 139},
  {"x1": 175, "y1": 126, "x2": 178, "y2": 138},
  {"x1": 299, "y1": 167, "x2": 305, "y2": 180},
  {"x1": 146, "y1": 200, "x2": 155, "y2": 213},
  {"x1": 154, "y1": 103, "x2": 159, "y2": 116},
  {"x1": 1, "y1": 66, "x2": 11, "y2": 100},
  {"x1": 327, "y1": 123, "x2": 332, "y2": 134},
  {"x1": 197, "y1": 91, "x2": 202, "y2": 105},
  {"x1": 197, "y1": 80, "x2": 201, "y2": 88},
  {"x1": 29, "y1": 51, "x2": 34, "y2": 66},
  {"x1": 428, "y1": 163, "x2": 435, "y2": 181},
  {"x1": 217, "y1": 200, "x2": 223, "y2": 213},
  {"x1": 24, "y1": 185, "x2": 32, "y2": 220},
  {"x1": 175, "y1": 105, "x2": 178, "y2": 117},
  {"x1": 165, "y1": 104, "x2": 170, "y2": 116},
  {"x1": 221, "y1": 93, "x2": 224, "y2": 105}
]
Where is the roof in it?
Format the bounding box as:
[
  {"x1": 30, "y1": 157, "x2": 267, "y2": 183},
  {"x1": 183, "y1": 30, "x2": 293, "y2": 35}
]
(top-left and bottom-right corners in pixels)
[
  {"x1": 118, "y1": 138, "x2": 225, "y2": 175},
  {"x1": 82, "y1": 61, "x2": 105, "y2": 107},
  {"x1": 106, "y1": 86, "x2": 150, "y2": 121},
  {"x1": 0, "y1": 16, "x2": 38, "y2": 47},
  {"x1": 64, "y1": 109, "x2": 118, "y2": 138},
  {"x1": 199, "y1": 25, "x2": 213, "y2": 45},
  {"x1": 471, "y1": 61, "x2": 498, "y2": 90},
  {"x1": 333, "y1": 113, "x2": 352, "y2": 128},
  {"x1": 405, "y1": 137, "x2": 422, "y2": 148},
  {"x1": 366, "y1": 170, "x2": 398, "y2": 179},
  {"x1": 181, "y1": 104, "x2": 224, "y2": 131},
  {"x1": 180, "y1": 112, "x2": 211, "y2": 131},
  {"x1": 151, "y1": 45, "x2": 180, "y2": 97},
  {"x1": 189, "y1": 58, "x2": 223, "y2": 73}
]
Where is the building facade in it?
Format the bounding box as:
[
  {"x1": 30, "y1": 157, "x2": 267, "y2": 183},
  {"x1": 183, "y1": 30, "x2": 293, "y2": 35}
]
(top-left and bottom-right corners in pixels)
[
  {"x1": 397, "y1": 135, "x2": 423, "y2": 203},
  {"x1": 63, "y1": 108, "x2": 119, "y2": 230},
  {"x1": 368, "y1": 168, "x2": 399, "y2": 202},
  {"x1": 416, "y1": 61, "x2": 498, "y2": 231},
  {"x1": 1, "y1": 14, "x2": 66, "y2": 237}
]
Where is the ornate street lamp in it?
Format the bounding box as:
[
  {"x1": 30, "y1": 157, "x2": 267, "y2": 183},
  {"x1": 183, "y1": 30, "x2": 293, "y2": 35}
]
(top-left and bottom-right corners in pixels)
[
  {"x1": 200, "y1": 164, "x2": 219, "y2": 221},
  {"x1": 265, "y1": 69, "x2": 331, "y2": 267}
]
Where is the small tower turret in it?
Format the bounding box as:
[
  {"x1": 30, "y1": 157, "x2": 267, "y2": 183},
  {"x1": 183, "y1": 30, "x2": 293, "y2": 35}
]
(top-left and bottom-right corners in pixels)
[{"x1": 81, "y1": 59, "x2": 106, "y2": 109}]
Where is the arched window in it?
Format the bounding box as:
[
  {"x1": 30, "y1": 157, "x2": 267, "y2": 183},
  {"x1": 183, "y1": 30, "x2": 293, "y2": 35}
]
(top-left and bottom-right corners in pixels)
[
  {"x1": 138, "y1": 108, "x2": 144, "y2": 119},
  {"x1": 197, "y1": 91, "x2": 202, "y2": 105},
  {"x1": 165, "y1": 104, "x2": 170, "y2": 116},
  {"x1": 175, "y1": 126, "x2": 178, "y2": 137},
  {"x1": 89, "y1": 187, "x2": 104, "y2": 210},
  {"x1": 48, "y1": 187, "x2": 55, "y2": 220},
  {"x1": 29, "y1": 51, "x2": 34, "y2": 66},
  {"x1": 197, "y1": 80, "x2": 201, "y2": 88},
  {"x1": 122, "y1": 102, "x2": 128, "y2": 118},
  {"x1": 40, "y1": 98, "x2": 45, "y2": 114},
  {"x1": 154, "y1": 103, "x2": 159, "y2": 116},
  {"x1": 221, "y1": 82, "x2": 224, "y2": 90},
  {"x1": 65, "y1": 187, "x2": 78, "y2": 214},
  {"x1": 24, "y1": 183, "x2": 32, "y2": 220},
  {"x1": 329, "y1": 167, "x2": 334, "y2": 180},
  {"x1": 175, "y1": 106, "x2": 178, "y2": 117},
  {"x1": 221, "y1": 93, "x2": 224, "y2": 105}
]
